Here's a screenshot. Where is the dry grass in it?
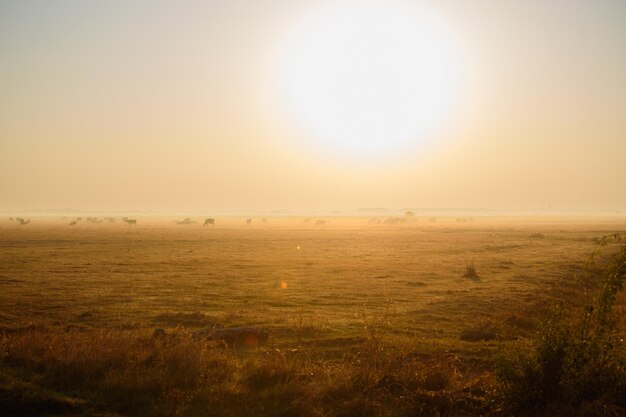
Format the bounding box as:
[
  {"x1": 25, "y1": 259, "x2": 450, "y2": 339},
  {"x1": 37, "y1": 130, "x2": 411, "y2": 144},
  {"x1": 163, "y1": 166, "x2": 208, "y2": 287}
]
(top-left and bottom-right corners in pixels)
[
  {"x1": 1, "y1": 216, "x2": 625, "y2": 415},
  {"x1": 0, "y1": 326, "x2": 493, "y2": 417},
  {"x1": 463, "y1": 261, "x2": 480, "y2": 281}
]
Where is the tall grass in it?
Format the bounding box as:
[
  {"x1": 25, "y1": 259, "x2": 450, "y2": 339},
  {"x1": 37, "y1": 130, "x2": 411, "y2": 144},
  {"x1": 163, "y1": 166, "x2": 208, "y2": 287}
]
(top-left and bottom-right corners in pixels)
[
  {"x1": 0, "y1": 325, "x2": 494, "y2": 416},
  {"x1": 1, "y1": 329, "x2": 239, "y2": 416}
]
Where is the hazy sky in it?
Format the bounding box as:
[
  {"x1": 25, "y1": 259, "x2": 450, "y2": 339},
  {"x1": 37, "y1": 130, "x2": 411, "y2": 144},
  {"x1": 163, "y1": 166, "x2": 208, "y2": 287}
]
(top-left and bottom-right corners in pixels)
[{"x1": 1, "y1": 0, "x2": 625, "y2": 212}]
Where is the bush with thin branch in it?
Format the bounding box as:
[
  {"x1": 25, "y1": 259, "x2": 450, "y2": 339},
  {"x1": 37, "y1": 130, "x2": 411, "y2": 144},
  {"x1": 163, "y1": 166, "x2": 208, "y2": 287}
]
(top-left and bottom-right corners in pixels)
[{"x1": 497, "y1": 235, "x2": 626, "y2": 415}]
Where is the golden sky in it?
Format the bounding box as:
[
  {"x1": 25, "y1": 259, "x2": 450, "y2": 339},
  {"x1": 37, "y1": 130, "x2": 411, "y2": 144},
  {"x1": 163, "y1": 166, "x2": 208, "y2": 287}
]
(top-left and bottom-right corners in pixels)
[{"x1": 1, "y1": 0, "x2": 625, "y2": 212}]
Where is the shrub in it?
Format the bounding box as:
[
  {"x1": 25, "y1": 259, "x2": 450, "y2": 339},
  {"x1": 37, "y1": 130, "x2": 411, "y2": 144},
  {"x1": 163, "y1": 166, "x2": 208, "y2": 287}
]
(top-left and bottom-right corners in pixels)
[{"x1": 496, "y1": 236, "x2": 626, "y2": 414}]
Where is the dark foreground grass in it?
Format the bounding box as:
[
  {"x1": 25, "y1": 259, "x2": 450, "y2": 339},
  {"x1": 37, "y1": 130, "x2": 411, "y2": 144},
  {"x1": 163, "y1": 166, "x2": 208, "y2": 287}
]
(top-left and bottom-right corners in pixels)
[{"x1": 1, "y1": 327, "x2": 493, "y2": 417}]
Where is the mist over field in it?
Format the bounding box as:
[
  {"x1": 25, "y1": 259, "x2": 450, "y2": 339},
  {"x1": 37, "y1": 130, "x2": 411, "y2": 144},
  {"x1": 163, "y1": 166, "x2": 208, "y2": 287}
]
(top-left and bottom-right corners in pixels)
[{"x1": 1, "y1": 1, "x2": 626, "y2": 416}]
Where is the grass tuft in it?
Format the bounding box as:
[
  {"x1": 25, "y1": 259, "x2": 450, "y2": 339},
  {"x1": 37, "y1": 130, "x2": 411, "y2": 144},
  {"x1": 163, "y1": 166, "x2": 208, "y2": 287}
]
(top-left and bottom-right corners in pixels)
[{"x1": 463, "y1": 261, "x2": 480, "y2": 281}]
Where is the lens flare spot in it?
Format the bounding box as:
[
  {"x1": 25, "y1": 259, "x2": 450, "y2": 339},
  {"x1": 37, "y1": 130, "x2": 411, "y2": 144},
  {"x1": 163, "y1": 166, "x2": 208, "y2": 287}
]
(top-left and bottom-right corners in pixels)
[{"x1": 280, "y1": 281, "x2": 289, "y2": 289}]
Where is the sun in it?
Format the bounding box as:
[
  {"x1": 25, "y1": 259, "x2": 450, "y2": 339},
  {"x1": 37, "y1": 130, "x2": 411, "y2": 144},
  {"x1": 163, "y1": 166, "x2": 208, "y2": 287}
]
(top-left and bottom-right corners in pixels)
[{"x1": 276, "y1": 1, "x2": 463, "y2": 160}]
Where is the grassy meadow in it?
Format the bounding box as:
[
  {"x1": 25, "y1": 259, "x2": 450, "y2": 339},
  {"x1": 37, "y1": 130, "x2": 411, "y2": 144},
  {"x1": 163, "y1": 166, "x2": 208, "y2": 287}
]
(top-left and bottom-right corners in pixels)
[{"x1": 1, "y1": 216, "x2": 625, "y2": 416}]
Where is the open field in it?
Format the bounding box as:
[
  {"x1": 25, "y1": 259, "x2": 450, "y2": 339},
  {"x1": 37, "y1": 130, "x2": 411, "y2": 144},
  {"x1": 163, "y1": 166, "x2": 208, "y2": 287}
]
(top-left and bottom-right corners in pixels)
[{"x1": 1, "y1": 216, "x2": 625, "y2": 416}]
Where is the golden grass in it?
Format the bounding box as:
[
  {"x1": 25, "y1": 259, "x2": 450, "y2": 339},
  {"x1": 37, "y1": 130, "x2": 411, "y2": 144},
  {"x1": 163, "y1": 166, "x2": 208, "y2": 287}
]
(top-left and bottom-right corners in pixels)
[
  {"x1": 1, "y1": 326, "x2": 495, "y2": 416},
  {"x1": 0, "y1": 216, "x2": 625, "y2": 416}
]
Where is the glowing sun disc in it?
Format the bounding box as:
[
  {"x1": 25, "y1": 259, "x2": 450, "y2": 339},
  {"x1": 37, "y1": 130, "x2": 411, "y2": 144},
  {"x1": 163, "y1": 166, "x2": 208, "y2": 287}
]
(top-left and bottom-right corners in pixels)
[{"x1": 277, "y1": 1, "x2": 463, "y2": 159}]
